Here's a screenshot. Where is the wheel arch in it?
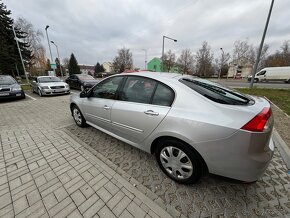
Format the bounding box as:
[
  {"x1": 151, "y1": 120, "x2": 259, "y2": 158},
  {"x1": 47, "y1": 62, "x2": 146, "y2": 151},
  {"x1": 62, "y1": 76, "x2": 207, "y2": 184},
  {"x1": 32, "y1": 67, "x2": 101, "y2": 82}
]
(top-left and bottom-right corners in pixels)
[{"x1": 150, "y1": 136, "x2": 208, "y2": 175}]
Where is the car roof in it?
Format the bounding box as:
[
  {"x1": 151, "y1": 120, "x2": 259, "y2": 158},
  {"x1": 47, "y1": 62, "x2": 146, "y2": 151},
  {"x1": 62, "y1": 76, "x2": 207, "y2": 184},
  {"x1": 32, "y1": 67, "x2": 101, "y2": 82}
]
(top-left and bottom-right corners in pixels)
[{"x1": 120, "y1": 71, "x2": 184, "y2": 81}]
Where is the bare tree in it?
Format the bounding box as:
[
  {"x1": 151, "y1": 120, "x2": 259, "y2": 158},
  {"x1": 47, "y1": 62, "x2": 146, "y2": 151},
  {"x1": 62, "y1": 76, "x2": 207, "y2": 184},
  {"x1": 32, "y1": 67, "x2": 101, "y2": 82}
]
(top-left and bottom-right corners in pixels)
[
  {"x1": 232, "y1": 39, "x2": 255, "y2": 65},
  {"x1": 256, "y1": 44, "x2": 269, "y2": 70},
  {"x1": 217, "y1": 50, "x2": 230, "y2": 77},
  {"x1": 112, "y1": 48, "x2": 133, "y2": 73},
  {"x1": 264, "y1": 41, "x2": 290, "y2": 67},
  {"x1": 162, "y1": 50, "x2": 176, "y2": 72},
  {"x1": 15, "y1": 17, "x2": 46, "y2": 75},
  {"x1": 63, "y1": 58, "x2": 70, "y2": 69},
  {"x1": 195, "y1": 41, "x2": 214, "y2": 77},
  {"x1": 177, "y1": 49, "x2": 194, "y2": 74}
]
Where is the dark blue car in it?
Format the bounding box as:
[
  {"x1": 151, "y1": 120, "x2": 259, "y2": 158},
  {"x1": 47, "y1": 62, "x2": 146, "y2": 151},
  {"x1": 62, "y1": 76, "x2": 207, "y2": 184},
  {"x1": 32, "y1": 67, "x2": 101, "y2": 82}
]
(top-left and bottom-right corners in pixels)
[{"x1": 0, "y1": 75, "x2": 25, "y2": 100}]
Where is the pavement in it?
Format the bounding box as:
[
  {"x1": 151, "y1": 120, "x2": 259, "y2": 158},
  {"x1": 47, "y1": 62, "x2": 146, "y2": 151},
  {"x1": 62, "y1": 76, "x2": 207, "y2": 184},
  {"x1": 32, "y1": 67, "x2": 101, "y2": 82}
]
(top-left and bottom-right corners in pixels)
[
  {"x1": 1, "y1": 92, "x2": 290, "y2": 217},
  {"x1": 0, "y1": 94, "x2": 173, "y2": 218}
]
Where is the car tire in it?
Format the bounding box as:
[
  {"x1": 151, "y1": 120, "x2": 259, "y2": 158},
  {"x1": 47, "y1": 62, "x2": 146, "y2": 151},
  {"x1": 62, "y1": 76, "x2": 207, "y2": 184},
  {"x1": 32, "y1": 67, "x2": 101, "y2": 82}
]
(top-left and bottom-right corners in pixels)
[
  {"x1": 254, "y1": 78, "x2": 259, "y2": 83},
  {"x1": 155, "y1": 138, "x2": 202, "y2": 184},
  {"x1": 38, "y1": 89, "x2": 42, "y2": 97},
  {"x1": 72, "y1": 105, "x2": 87, "y2": 127}
]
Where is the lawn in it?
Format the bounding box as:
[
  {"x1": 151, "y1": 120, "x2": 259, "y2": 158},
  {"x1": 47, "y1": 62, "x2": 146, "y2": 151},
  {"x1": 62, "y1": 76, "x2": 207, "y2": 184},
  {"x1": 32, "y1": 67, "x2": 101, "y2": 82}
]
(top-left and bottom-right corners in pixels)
[
  {"x1": 237, "y1": 88, "x2": 290, "y2": 115},
  {"x1": 21, "y1": 84, "x2": 32, "y2": 91}
]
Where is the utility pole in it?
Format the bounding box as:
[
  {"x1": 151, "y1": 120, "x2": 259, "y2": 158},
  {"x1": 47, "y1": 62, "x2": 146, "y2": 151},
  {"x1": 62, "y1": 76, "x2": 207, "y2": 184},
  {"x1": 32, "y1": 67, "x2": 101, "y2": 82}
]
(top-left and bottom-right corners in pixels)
[
  {"x1": 45, "y1": 25, "x2": 55, "y2": 75},
  {"x1": 12, "y1": 25, "x2": 29, "y2": 84},
  {"x1": 162, "y1": 35, "x2": 177, "y2": 72},
  {"x1": 142, "y1": 49, "x2": 147, "y2": 70},
  {"x1": 51, "y1": 41, "x2": 64, "y2": 77},
  {"x1": 219, "y1": 48, "x2": 224, "y2": 80},
  {"x1": 250, "y1": 0, "x2": 274, "y2": 88}
]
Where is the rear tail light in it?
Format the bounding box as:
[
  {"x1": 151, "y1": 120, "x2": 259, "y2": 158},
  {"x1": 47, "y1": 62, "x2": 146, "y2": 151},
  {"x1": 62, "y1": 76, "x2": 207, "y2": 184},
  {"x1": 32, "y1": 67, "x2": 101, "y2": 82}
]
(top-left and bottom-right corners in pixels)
[{"x1": 241, "y1": 107, "x2": 272, "y2": 132}]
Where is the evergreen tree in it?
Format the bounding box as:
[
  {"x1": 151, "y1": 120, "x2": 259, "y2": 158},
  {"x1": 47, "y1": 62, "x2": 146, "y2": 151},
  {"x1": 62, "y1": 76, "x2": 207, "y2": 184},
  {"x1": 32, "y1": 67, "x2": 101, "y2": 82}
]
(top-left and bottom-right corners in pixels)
[
  {"x1": 46, "y1": 59, "x2": 51, "y2": 72},
  {"x1": 94, "y1": 62, "x2": 101, "y2": 75},
  {"x1": 68, "y1": 53, "x2": 80, "y2": 75},
  {"x1": 55, "y1": 57, "x2": 61, "y2": 76},
  {"x1": 0, "y1": 1, "x2": 32, "y2": 75}
]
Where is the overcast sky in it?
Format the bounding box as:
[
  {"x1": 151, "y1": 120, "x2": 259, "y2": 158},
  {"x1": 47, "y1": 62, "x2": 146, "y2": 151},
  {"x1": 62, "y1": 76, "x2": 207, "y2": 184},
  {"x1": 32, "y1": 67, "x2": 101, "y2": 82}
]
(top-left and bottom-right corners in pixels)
[{"x1": 3, "y1": 0, "x2": 290, "y2": 68}]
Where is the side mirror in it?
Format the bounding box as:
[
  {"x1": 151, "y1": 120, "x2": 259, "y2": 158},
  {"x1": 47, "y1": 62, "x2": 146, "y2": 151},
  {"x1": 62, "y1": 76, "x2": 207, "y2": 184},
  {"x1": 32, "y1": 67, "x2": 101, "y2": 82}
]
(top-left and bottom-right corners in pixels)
[{"x1": 80, "y1": 90, "x2": 90, "y2": 98}]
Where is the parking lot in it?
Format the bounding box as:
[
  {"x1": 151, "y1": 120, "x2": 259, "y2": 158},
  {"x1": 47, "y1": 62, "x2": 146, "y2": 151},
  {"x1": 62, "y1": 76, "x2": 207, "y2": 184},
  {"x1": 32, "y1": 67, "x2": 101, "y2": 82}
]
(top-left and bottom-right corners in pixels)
[{"x1": 1, "y1": 92, "x2": 290, "y2": 217}]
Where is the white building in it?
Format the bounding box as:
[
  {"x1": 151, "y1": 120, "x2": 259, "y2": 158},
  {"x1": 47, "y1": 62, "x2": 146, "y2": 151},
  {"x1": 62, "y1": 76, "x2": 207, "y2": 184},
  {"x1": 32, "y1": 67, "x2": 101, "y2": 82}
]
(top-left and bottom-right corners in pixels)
[
  {"x1": 227, "y1": 58, "x2": 253, "y2": 78},
  {"x1": 79, "y1": 64, "x2": 95, "y2": 75},
  {"x1": 102, "y1": 62, "x2": 113, "y2": 73}
]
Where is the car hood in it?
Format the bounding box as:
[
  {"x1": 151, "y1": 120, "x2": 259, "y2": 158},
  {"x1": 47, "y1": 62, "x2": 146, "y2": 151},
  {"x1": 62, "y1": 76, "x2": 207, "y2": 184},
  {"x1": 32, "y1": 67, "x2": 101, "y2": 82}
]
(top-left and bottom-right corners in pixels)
[
  {"x1": 39, "y1": 82, "x2": 68, "y2": 87},
  {"x1": 0, "y1": 83, "x2": 19, "y2": 89}
]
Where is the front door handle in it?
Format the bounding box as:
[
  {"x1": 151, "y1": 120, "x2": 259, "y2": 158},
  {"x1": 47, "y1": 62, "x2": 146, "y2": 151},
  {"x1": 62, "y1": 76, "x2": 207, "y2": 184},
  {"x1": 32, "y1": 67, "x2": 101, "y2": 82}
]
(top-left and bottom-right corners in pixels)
[
  {"x1": 144, "y1": 110, "x2": 159, "y2": 116},
  {"x1": 103, "y1": 105, "x2": 110, "y2": 110}
]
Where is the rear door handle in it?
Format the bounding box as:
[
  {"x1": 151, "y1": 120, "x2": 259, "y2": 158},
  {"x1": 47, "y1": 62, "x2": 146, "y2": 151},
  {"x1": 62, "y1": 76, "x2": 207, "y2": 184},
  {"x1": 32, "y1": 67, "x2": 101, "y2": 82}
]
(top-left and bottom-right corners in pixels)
[
  {"x1": 144, "y1": 110, "x2": 159, "y2": 116},
  {"x1": 103, "y1": 105, "x2": 110, "y2": 110}
]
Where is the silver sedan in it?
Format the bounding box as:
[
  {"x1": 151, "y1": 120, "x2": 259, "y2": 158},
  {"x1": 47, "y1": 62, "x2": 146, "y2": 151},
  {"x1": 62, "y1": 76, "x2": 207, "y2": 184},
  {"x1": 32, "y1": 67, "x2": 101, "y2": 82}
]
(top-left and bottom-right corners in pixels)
[
  {"x1": 69, "y1": 72, "x2": 274, "y2": 184},
  {"x1": 32, "y1": 76, "x2": 70, "y2": 96}
]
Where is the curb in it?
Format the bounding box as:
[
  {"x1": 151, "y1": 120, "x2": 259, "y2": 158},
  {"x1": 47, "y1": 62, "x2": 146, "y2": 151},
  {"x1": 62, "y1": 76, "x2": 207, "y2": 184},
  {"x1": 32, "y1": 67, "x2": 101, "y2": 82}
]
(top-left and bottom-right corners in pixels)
[{"x1": 273, "y1": 128, "x2": 290, "y2": 170}]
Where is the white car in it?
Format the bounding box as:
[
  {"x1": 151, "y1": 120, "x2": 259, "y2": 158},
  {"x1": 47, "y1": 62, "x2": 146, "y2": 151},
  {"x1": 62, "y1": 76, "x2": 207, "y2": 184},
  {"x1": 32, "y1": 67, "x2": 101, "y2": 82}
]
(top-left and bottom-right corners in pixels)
[{"x1": 31, "y1": 76, "x2": 70, "y2": 96}]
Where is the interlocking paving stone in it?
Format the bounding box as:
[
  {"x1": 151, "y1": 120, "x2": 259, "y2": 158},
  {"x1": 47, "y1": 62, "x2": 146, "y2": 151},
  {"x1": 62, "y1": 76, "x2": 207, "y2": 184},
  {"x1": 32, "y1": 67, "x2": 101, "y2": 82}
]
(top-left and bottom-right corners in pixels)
[{"x1": 67, "y1": 124, "x2": 290, "y2": 217}]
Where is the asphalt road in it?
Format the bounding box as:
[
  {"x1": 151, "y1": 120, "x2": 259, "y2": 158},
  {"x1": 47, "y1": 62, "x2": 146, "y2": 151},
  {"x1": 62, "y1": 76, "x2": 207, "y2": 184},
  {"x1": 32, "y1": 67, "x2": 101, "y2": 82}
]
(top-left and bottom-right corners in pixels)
[{"x1": 210, "y1": 79, "x2": 290, "y2": 89}]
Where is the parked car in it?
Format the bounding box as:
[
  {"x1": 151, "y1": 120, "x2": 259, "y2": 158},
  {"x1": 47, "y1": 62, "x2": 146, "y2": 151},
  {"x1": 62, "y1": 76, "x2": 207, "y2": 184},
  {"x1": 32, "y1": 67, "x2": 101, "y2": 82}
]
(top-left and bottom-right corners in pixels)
[
  {"x1": 0, "y1": 75, "x2": 25, "y2": 100},
  {"x1": 66, "y1": 74, "x2": 99, "y2": 91},
  {"x1": 248, "y1": 66, "x2": 290, "y2": 83},
  {"x1": 31, "y1": 76, "x2": 70, "y2": 97},
  {"x1": 69, "y1": 72, "x2": 274, "y2": 184}
]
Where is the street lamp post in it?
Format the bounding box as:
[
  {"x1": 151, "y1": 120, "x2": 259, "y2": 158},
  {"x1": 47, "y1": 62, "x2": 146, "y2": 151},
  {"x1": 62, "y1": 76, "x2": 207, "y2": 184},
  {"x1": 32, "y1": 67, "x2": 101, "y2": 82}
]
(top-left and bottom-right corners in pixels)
[
  {"x1": 45, "y1": 25, "x2": 55, "y2": 74},
  {"x1": 12, "y1": 25, "x2": 29, "y2": 84},
  {"x1": 162, "y1": 35, "x2": 177, "y2": 71},
  {"x1": 219, "y1": 48, "x2": 224, "y2": 80},
  {"x1": 142, "y1": 49, "x2": 147, "y2": 70},
  {"x1": 51, "y1": 41, "x2": 63, "y2": 77},
  {"x1": 250, "y1": 0, "x2": 274, "y2": 88}
]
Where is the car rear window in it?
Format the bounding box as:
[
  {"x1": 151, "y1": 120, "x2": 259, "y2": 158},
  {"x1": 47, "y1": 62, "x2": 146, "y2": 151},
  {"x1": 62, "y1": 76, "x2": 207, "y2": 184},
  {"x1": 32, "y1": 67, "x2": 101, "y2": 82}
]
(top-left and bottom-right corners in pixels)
[{"x1": 179, "y1": 77, "x2": 253, "y2": 105}]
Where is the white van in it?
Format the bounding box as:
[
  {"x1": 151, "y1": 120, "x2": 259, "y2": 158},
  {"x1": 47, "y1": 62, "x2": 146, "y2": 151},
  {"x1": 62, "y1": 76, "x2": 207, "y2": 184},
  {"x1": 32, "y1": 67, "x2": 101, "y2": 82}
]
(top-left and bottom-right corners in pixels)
[{"x1": 248, "y1": 66, "x2": 290, "y2": 83}]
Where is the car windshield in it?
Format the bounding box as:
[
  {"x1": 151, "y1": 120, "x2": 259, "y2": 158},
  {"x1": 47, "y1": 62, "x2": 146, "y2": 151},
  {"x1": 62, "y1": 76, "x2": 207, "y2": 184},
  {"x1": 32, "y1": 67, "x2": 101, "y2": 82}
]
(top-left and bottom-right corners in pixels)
[
  {"x1": 0, "y1": 76, "x2": 16, "y2": 85},
  {"x1": 180, "y1": 77, "x2": 252, "y2": 105},
  {"x1": 77, "y1": 75, "x2": 94, "y2": 80},
  {"x1": 38, "y1": 77, "x2": 61, "y2": 83}
]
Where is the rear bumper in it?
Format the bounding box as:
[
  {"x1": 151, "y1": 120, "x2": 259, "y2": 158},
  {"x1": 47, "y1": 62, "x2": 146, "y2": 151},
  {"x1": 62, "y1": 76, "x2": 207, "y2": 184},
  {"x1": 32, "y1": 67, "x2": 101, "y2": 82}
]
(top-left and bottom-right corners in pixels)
[{"x1": 198, "y1": 129, "x2": 274, "y2": 182}]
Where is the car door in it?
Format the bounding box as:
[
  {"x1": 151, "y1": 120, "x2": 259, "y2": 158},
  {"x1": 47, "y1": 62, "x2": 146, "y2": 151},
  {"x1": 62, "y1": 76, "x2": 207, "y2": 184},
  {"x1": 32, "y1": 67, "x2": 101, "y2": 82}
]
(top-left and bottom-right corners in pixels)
[
  {"x1": 81, "y1": 76, "x2": 123, "y2": 132},
  {"x1": 110, "y1": 76, "x2": 175, "y2": 145}
]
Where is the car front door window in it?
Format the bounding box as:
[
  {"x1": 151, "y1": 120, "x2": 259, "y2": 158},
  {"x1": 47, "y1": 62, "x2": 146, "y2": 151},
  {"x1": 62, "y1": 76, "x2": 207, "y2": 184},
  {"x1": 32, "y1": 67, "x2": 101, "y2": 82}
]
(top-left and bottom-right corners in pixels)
[{"x1": 92, "y1": 76, "x2": 123, "y2": 99}]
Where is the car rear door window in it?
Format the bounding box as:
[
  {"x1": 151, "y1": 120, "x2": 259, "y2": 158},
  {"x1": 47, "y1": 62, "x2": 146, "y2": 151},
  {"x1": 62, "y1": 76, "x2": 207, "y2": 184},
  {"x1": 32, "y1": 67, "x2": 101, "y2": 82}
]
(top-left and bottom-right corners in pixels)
[
  {"x1": 92, "y1": 76, "x2": 123, "y2": 99},
  {"x1": 152, "y1": 83, "x2": 174, "y2": 106},
  {"x1": 180, "y1": 77, "x2": 253, "y2": 105},
  {"x1": 119, "y1": 76, "x2": 156, "y2": 104}
]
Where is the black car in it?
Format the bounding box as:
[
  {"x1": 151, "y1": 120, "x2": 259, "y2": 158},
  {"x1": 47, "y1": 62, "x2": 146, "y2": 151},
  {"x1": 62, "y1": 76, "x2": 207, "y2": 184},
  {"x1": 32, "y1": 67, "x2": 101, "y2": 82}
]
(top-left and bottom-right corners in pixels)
[
  {"x1": 0, "y1": 75, "x2": 25, "y2": 100},
  {"x1": 65, "y1": 74, "x2": 99, "y2": 91}
]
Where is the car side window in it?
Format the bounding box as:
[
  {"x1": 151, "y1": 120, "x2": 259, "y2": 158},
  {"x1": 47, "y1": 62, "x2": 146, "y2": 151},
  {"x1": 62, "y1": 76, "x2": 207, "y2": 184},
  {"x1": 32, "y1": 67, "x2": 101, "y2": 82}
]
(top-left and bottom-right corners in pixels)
[
  {"x1": 152, "y1": 83, "x2": 175, "y2": 106},
  {"x1": 257, "y1": 71, "x2": 266, "y2": 76},
  {"x1": 119, "y1": 76, "x2": 156, "y2": 104},
  {"x1": 92, "y1": 76, "x2": 123, "y2": 99}
]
